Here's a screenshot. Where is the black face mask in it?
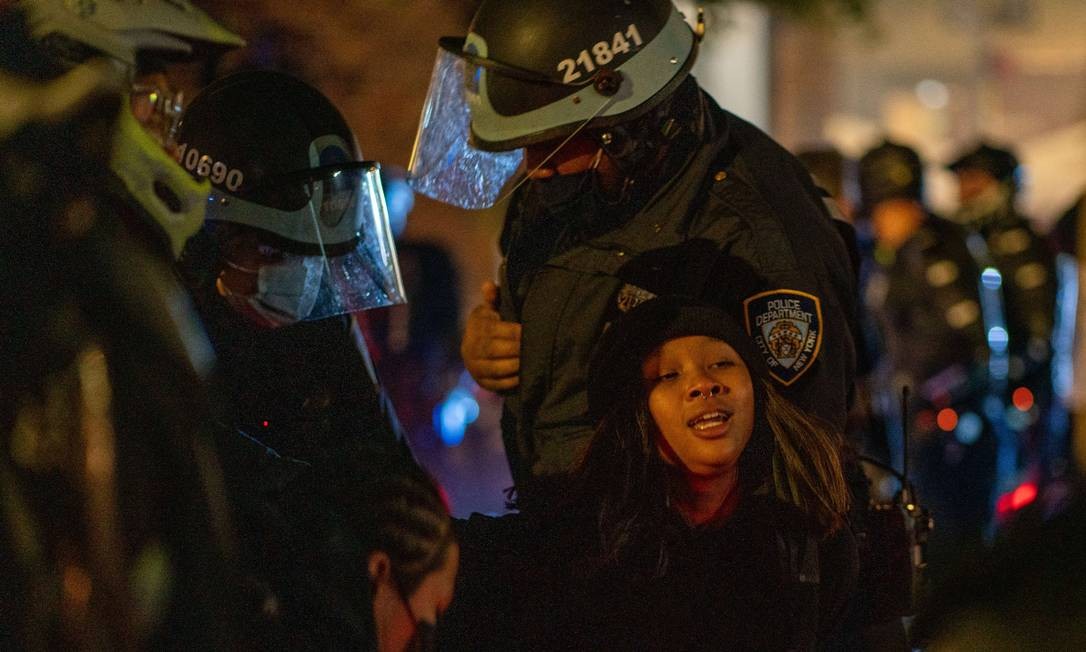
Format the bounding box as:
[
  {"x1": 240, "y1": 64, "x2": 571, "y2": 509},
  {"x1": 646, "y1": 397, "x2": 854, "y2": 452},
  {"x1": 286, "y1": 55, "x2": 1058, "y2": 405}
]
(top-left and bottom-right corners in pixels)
[
  {"x1": 504, "y1": 169, "x2": 633, "y2": 303},
  {"x1": 520, "y1": 167, "x2": 600, "y2": 214}
]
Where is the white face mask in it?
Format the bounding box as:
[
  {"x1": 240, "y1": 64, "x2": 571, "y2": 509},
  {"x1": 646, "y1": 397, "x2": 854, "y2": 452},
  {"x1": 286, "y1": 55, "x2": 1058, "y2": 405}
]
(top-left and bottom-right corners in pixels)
[{"x1": 246, "y1": 256, "x2": 324, "y2": 327}]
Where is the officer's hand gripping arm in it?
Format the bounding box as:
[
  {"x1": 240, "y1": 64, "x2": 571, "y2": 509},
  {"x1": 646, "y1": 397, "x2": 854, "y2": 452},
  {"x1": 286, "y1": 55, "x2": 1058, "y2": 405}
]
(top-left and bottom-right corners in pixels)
[{"x1": 461, "y1": 281, "x2": 521, "y2": 392}]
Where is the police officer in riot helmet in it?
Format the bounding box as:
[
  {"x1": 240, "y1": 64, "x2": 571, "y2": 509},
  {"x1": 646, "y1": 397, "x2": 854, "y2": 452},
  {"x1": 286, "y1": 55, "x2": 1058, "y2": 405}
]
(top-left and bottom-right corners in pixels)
[
  {"x1": 3, "y1": 1, "x2": 243, "y2": 647},
  {"x1": 410, "y1": 0, "x2": 860, "y2": 503},
  {"x1": 858, "y1": 140, "x2": 998, "y2": 577},
  {"x1": 948, "y1": 143, "x2": 1060, "y2": 478},
  {"x1": 949, "y1": 143, "x2": 1022, "y2": 227},
  {"x1": 19, "y1": 0, "x2": 244, "y2": 260},
  {"x1": 176, "y1": 70, "x2": 409, "y2": 466},
  {"x1": 172, "y1": 71, "x2": 421, "y2": 645}
]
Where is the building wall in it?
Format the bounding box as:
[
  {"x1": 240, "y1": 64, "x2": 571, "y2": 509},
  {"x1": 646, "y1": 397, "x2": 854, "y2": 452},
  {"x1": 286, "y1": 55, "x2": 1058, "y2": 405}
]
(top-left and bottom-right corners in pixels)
[{"x1": 771, "y1": 0, "x2": 1086, "y2": 222}]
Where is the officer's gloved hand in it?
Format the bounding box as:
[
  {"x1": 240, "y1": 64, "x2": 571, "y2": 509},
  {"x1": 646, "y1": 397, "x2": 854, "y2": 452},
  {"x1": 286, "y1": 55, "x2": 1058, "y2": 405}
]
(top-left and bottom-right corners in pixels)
[{"x1": 461, "y1": 281, "x2": 521, "y2": 392}]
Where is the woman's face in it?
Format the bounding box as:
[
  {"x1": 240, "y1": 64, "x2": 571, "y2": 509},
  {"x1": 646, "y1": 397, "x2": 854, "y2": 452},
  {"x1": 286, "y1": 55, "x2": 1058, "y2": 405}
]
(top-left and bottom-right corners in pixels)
[
  {"x1": 371, "y1": 542, "x2": 459, "y2": 652},
  {"x1": 642, "y1": 335, "x2": 756, "y2": 477}
]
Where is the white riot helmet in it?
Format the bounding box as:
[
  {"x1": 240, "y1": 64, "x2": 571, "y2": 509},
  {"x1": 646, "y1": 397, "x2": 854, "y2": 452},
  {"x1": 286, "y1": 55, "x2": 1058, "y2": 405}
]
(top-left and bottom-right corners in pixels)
[{"x1": 19, "y1": 0, "x2": 244, "y2": 257}]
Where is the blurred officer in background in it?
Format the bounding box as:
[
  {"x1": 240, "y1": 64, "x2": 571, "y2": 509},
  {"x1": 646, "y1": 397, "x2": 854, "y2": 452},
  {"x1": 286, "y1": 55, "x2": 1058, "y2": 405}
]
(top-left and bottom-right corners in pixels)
[
  {"x1": 1, "y1": 2, "x2": 243, "y2": 647},
  {"x1": 409, "y1": 0, "x2": 860, "y2": 506},
  {"x1": 175, "y1": 70, "x2": 409, "y2": 468},
  {"x1": 858, "y1": 140, "x2": 998, "y2": 578},
  {"x1": 948, "y1": 143, "x2": 1060, "y2": 484}
]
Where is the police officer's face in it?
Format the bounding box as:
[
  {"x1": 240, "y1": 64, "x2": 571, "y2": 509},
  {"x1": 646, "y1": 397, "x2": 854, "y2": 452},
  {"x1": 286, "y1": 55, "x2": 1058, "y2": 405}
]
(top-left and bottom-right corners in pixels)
[
  {"x1": 215, "y1": 226, "x2": 285, "y2": 295},
  {"x1": 523, "y1": 134, "x2": 623, "y2": 192},
  {"x1": 130, "y1": 71, "x2": 183, "y2": 153},
  {"x1": 642, "y1": 336, "x2": 755, "y2": 478},
  {"x1": 956, "y1": 168, "x2": 997, "y2": 203},
  {"x1": 871, "y1": 198, "x2": 924, "y2": 251}
]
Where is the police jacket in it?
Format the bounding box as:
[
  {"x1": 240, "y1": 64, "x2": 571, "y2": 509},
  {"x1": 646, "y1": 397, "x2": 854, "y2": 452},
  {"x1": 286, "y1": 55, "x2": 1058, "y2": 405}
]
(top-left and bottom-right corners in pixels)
[
  {"x1": 497, "y1": 95, "x2": 859, "y2": 490},
  {"x1": 186, "y1": 281, "x2": 409, "y2": 467},
  {"x1": 865, "y1": 215, "x2": 989, "y2": 406},
  {"x1": 447, "y1": 494, "x2": 858, "y2": 651},
  {"x1": 969, "y1": 210, "x2": 1057, "y2": 382}
]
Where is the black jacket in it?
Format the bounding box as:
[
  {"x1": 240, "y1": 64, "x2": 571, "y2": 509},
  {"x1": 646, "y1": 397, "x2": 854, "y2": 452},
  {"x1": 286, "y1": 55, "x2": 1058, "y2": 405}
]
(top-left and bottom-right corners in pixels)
[
  {"x1": 447, "y1": 495, "x2": 858, "y2": 651},
  {"x1": 498, "y1": 92, "x2": 859, "y2": 493},
  {"x1": 187, "y1": 284, "x2": 408, "y2": 466}
]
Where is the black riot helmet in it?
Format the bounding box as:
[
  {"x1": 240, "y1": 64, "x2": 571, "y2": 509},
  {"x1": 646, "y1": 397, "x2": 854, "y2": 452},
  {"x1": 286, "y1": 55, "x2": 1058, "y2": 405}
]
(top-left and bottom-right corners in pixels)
[
  {"x1": 176, "y1": 70, "x2": 405, "y2": 321},
  {"x1": 408, "y1": 0, "x2": 700, "y2": 209},
  {"x1": 858, "y1": 140, "x2": 924, "y2": 213},
  {"x1": 948, "y1": 142, "x2": 1020, "y2": 189}
]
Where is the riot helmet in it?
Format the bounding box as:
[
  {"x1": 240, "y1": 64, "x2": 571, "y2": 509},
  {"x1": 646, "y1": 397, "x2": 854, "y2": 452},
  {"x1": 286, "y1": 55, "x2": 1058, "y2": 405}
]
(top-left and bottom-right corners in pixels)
[
  {"x1": 408, "y1": 0, "x2": 700, "y2": 209},
  {"x1": 948, "y1": 143, "x2": 1019, "y2": 188},
  {"x1": 19, "y1": 0, "x2": 244, "y2": 257},
  {"x1": 948, "y1": 142, "x2": 1021, "y2": 215},
  {"x1": 175, "y1": 70, "x2": 406, "y2": 327},
  {"x1": 858, "y1": 140, "x2": 924, "y2": 213}
]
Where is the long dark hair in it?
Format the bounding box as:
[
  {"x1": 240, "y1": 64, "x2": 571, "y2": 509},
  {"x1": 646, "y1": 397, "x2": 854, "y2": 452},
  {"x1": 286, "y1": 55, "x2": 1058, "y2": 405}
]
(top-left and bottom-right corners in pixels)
[{"x1": 575, "y1": 376, "x2": 849, "y2": 575}]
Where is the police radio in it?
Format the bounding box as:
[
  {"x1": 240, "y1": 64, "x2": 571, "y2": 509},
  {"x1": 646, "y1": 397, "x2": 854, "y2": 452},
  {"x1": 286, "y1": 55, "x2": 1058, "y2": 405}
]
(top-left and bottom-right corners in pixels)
[{"x1": 860, "y1": 386, "x2": 934, "y2": 615}]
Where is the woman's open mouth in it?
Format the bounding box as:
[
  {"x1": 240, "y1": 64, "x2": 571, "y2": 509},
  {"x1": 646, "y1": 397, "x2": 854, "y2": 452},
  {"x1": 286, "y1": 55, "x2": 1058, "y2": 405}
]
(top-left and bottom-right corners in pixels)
[{"x1": 687, "y1": 410, "x2": 733, "y2": 432}]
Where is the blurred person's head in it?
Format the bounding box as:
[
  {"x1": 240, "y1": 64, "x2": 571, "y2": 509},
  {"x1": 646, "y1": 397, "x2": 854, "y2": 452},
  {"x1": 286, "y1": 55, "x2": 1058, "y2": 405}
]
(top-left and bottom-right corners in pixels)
[
  {"x1": 859, "y1": 140, "x2": 926, "y2": 251},
  {"x1": 948, "y1": 142, "x2": 1020, "y2": 225},
  {"x1": 579, "y1": 296, "x2": 849, "y2": 570},
  {"x1": 408, "y1": 0, "x2": 706, "y2": 210},
  {"x1": 175, "y1": 71, "x2": 406, "y2": 328},
  {"x1": 19, "y1": 0, "x2": 243, "y2": 257}
]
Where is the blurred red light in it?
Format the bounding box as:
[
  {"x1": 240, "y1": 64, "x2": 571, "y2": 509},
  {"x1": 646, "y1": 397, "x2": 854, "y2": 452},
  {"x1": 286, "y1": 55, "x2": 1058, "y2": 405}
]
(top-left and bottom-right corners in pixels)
[
  {"x1": 262, "y1": 420, "x2": 269, "y2": 427},
  {"x1": 1011, "y1": 482, "x2": 1038, "y2": 510},
  {"x1": 1012, "y1": 387, "x2": 1034, "y2": 412},
  {"x1": 936, "y1": 408, "x2": 958, "y2": 432},
  {"x1": 996, "y1": 481, "x2": 1038, "y2": 517}
]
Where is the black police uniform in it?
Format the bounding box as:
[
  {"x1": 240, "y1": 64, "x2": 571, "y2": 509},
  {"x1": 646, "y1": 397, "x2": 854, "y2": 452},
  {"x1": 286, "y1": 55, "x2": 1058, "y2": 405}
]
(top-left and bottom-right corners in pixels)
[
  {"x1": 181, "y1": 264, "x2": 409, "y2": 468},
  {"x1": 864, "y1": 214, "x2": 997, "y2": 562},
  {"x1": 497, "y1": 92, "x2": 858, "y2": 492},
  {"x1": 965, "y1": 203, "x2": 1057, "y2": 466}
]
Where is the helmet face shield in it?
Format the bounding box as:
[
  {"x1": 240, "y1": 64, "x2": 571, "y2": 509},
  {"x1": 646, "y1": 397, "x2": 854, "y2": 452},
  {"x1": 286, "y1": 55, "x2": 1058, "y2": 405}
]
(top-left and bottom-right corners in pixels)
[
  {"x1": 409, "y1": 3, "x2": 698, "y2": 210},
  {"x1": 408, "y1": 49, "x2": 524, "y2": 210},
  {"x1": 208, "y1": 163, "x2": 406, "y2": 320}
]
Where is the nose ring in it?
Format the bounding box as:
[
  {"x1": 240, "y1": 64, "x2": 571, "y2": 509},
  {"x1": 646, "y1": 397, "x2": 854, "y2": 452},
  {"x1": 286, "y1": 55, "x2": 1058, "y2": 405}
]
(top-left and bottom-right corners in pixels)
[{"x1": 693, "y1": 385, "x2": 722, "y2": 399}]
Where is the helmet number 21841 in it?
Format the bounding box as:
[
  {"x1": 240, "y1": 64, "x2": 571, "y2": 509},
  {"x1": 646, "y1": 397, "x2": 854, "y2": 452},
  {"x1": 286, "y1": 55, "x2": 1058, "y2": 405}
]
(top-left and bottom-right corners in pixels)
[{"x1": 556, "y1": 24, "x2": 643, "y2": 84}]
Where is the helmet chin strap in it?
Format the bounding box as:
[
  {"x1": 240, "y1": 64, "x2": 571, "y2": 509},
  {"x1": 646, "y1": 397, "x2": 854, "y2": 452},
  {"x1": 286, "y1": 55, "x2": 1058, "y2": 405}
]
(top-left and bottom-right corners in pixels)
[
  {"x1": 303, "y1": 187, "x2": 334, "y2": 279},
  {"x1": 491, "y1": 93, "x2": 620, "y2": 207}
]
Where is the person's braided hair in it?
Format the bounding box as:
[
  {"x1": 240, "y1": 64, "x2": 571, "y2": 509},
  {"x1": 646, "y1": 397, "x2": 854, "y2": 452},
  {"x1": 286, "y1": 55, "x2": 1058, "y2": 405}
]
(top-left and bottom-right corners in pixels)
[
  {"x1": 289, "y1": 443, "x2": 455, "y2": 599},
  {"x1": 356, "y1": 466, "x2": 456, "y2": 595}
]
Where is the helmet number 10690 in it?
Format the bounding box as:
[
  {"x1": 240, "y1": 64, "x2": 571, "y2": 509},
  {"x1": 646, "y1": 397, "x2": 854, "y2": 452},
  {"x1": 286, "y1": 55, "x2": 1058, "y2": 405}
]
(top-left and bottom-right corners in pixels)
[
  {"x1": 556, "y1": 24, "x2": 643, "y2": 84},
  {"x1": 176, "y1": 143, "x2": 244, "y2": 192}
]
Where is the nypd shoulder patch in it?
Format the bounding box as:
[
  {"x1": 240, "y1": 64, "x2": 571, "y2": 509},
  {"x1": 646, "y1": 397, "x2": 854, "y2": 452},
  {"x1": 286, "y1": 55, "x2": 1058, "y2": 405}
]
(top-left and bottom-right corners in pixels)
[
  {"x1": 616, "y1": 283, "x2": 656, "y2": 313},
  {"x1": 743, "y1": 289, "x2": 823, "y2": 386}
]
